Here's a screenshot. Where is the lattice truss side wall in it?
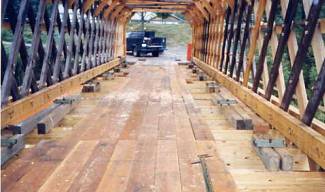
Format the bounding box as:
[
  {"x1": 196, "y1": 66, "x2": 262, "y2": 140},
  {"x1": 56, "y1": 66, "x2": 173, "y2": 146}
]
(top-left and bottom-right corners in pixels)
[
  {"x1": 1, "y1": 0, "x2": 132, "y2": 127},
  {"x1": 190, "y1": 0, "x2": 325, "y2": 168}
]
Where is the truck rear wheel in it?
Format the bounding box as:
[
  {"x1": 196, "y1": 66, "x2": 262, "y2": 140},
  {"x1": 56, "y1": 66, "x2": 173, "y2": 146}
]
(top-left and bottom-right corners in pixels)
[
  {"x1": 133, "y1": 47, "x2": 140, "y2": 57},
  {"x1": 152, "y1": 51, "x2": 159, "y2": 57}
]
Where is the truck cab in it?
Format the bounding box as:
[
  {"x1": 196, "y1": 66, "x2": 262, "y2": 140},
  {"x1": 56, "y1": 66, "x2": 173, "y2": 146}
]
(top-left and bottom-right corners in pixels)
[{"x1": 126, "y1": 31, "x2": 166, "y2": 57}]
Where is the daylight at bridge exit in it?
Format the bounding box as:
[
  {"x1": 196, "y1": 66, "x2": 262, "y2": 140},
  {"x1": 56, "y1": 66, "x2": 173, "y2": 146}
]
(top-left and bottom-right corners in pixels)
[{"x1": 1, "y1": 0, "x2": 325, "y2": 191}]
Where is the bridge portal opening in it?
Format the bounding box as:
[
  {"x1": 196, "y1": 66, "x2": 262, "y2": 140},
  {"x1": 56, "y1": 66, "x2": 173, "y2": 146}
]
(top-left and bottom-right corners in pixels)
[{"x1": 2, "y1": 1, "x2": 325, "y2": 191}]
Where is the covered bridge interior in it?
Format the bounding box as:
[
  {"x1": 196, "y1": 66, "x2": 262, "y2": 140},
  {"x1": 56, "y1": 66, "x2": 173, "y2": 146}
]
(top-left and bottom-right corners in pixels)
[{"x1": 1, "y1": 0, "x2": 325, "y2": 191}]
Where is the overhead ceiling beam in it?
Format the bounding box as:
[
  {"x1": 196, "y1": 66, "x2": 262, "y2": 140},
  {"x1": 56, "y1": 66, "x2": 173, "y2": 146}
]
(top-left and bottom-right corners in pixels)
[
  {"x1": 127, "y1": 5, "x2": 188, "y2": 9},
  {"x1": 123, "y1": 0, "x2": 192, "y2": 5},
  {"x1": 194, "y1": 1, "x2": 209, "y2": 20},
  {"x1": 109, "y1": 4, "x2": 126, "y2": 20},
  {"x1": 199, "y1": 0, "x2": 214, "y2": 15},
  {"x1": 83, "y1": 0, "x2": 95, "y2": 12},
  {"x1": 132, "y1": 8, "x2": 186, "y2": 13},
  {"x1": 104, "y1": 0, "x2": 121, "y2": 19},
  {"x1": 95, "y1": 0, "x2": 112, "y2": 16}
]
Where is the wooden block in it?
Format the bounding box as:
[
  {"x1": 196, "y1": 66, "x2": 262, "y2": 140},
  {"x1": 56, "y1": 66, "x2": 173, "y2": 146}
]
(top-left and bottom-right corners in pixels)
[
  {"x1": 251, "y1": 115, "x2": 270, "y2": 133},
  {"x1": 126, "y1": 61, "x2": 136, "y2": 65},
  {"x1": 116, "y1": 72, "x2": 129, "y2": 77},
  {"x1": 1, "y1": 134, "x2": 24, "y2": 165},
  {"x1": 37, "y1": 98, "x2": 80, "y2": 134},
  {"x1": 9, "y1": 104, "x2": 60, "y2": 135},
  {"x1": 233, "y1": 107, "x2": 253, "y2": 130},
  {"x1": 121, "y1": 62, "x2": 127, "y2": 68},
  {"x1": 240, "y1": 104, "x2": 270, "y2": 133},
  {"x1": 253, "y1": 145, "x2": 280, "y2": 171},
  {"x1": 178, "y1": 61, "x2": 190, "y2": 65},
  {"x1": 192, "y1": 68, "x2": 198, "y2": 73},
  {"x1": 206, "y1": 82, "x2": 219, "y2": 93},
  {"x1": 113, "y1": 67, "x2": 121, "y2": 72},
  {"x1": 212, "y1": 94, "x2": 252, "y2": 130},
  {"x1": 274, "y1": 148, "x2": 293, "y2": 171},
  {"x1": 197, "y1": 74, "x2": 207, "y2": 81},
  {"x1": 252, "y1": 133, "x2": 285, "y2": 148},
  {"x1": 82, "y1": 82, "x2": 101, "y2": 92},
  {"x1": 102, "y1": 72, "x2": 115, "y2": 80}
]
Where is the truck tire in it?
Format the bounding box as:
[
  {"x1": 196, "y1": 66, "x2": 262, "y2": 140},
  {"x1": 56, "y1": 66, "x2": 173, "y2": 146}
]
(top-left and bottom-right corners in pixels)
[
  {"x1": 152, "y1": 51, "x2": 159, "y2": 57},
  {"x1": 133, "y1": 47, "x2": 140, "y2": 57}
]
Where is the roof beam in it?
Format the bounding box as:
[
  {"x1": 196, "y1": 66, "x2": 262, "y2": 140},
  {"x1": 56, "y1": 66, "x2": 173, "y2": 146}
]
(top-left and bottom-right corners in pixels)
[
  {"x1": 109, "y1": 4, "x2": 126, "y2": 20},
  {"x1": 132, "y1": 8, "x2": 186, "y2": 12},
  {"x1": 127, "y1": 4, "x2": 188, "y2": 9},
  {"x1": 104, "y1": 0, "x2": 121, "y2": 19},
  {"x1": 83, "y1": 0, "x2": 95, "y2": 12},
  {"x1": 194, "y1": 1, "x2": 209, "y2": 20},
  {"x1": 95, "y1": 0, "x2": 112, "y2": 16}
]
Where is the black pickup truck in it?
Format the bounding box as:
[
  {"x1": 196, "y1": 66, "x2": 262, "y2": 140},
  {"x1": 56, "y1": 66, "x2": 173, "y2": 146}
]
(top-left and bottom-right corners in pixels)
[{"x1": 126, "y1": 31, "x2": 166, "y2": 57}]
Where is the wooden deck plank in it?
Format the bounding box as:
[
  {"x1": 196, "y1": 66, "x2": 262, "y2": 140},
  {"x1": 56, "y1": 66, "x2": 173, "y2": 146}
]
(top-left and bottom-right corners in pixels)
[
  {"x1": 38, "y1": 140, "x2": 98, "y2": 192},
  {"x1": 2, "y1": 59, "x2": 325, "y2": 192}
]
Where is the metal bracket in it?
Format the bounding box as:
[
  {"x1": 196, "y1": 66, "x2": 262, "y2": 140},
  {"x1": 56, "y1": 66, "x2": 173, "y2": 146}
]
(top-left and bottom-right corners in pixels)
[
  {"x1": 54, "y1": 96, "x2": 81, "y2": 105},
  {"x1": 216, "y1": 99, "x2": 237, "y2": 106},
  {"x1": 191, "y1": 154, "x2": 214, "y2": 192}
]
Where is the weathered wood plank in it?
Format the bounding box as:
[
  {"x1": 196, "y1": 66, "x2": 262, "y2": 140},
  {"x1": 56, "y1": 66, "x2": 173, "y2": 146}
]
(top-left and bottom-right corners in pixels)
[
  {"x1": 38, "y1": 140, "x2": 98, "y2": 192},
  {"x1": 1, "y1": 134, "x2": 25, "y2": 166},
  {"x1": 37, "y1": 97, "x2": 80, "y2": 134}
]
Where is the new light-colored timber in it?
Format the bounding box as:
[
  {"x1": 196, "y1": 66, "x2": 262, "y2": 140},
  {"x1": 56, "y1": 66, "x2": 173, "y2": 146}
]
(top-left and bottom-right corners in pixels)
[{"x1": 193, "y1": 57, "x2": 325, "y2": 169}]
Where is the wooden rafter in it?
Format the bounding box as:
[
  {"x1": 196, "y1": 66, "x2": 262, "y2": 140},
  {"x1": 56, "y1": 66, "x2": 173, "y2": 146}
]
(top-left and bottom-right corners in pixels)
[
  {"x1": 132, "y1": 8, "x2": 186, "y2": 12},
  {"x1": 104, "y1": 0, "x2": 121, "y2": 19},
  {"x1": 109, "y1": 4, "x2": 126, "y2": 20},
  {"x1": 95, "y1": 0, "x2": 112, "y2": 16},
  {"x1": 83, "y1": 0, "x2": 95, "y2": 12}
]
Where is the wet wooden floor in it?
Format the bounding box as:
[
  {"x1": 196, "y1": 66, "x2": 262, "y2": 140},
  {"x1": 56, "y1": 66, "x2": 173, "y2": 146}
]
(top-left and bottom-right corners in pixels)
[{"x1": 2, "y1": 58, "x2": 325, "y2": 192}]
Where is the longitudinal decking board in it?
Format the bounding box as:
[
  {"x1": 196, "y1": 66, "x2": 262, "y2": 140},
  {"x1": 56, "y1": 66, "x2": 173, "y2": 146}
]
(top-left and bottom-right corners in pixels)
[{"x1": 2, "y1": 59, "x2": 325, "y2": 192}]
